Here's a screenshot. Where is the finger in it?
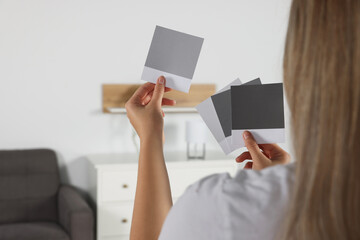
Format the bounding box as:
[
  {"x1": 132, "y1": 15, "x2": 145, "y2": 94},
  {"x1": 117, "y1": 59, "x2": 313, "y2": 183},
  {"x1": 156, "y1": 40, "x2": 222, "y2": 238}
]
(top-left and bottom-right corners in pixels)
[
  {"x1": 258, "y1": 144, "x2": 287, "y2": 160},
  {"x1": 130, "y1": 83, "x2": 155, "y2": 103},
  {"x1": 244, "y1": 161, "x2": 253, "y2": 169},
  {"x1": 235, "y1": 151, "x2": 252, "y2": 163},
  {"x1": 162, "y1": 98, "x2": 176, "y2": 106},
  {"x1": 161, "y1": 110, "x2": 165, "y2": 117},
  {"x1": 142, "y1": 91, "x2": 153, "y2": 105},
  {"x1": 142, "y1": 87, "x2": 172, "y2": 105},
  {"x1": 259, "y1": 144, "x2": 283, "y2": 153},
  {"x1": 243, "y1": 131, "x2": 268, "y2": 163},
  {"x1": 150, "y1": 76, "x2": 166, "y2": 106},
  {"x1": 258, "y1": 145, "x2": 270, "y2": 158}
]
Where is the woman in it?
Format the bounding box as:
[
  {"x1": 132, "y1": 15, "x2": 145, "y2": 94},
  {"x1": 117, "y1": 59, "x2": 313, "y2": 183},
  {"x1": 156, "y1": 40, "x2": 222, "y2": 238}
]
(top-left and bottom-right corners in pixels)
[{"x1": 126, "y1": 0, "x2": 360, "y2": 239}]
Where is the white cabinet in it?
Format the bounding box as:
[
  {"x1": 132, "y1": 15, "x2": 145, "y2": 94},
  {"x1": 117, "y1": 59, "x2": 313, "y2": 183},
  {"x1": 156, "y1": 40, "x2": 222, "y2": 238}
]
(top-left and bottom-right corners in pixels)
[
  {"x1": 88, "y1": 151, "x2": 238, "y2": 240},
  {"x1": 98, "y1": 203, "x2": 134, "y2": 236},
  {"x1": 100, "y1": 171, "x2": 138, "y2": 202}
]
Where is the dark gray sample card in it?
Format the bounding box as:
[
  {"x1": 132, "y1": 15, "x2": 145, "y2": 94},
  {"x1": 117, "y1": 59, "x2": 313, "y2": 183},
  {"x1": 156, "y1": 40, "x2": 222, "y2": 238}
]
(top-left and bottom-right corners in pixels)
[
  {"x1": 230, "y1": 83, "x2": 285, "y2": 148},
  {"x1": 212, "y1": 78, "x2": 262, "y2": 137},
  {"x1": 231, "y1": 83, "x2": 284, "y2": 129}
]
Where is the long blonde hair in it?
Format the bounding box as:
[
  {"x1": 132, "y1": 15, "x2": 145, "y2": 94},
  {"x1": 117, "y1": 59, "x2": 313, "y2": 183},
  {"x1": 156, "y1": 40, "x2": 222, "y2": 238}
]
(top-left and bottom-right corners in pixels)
[{"x1": 282, "y1": 0, "x2": 360, "y2": 239}]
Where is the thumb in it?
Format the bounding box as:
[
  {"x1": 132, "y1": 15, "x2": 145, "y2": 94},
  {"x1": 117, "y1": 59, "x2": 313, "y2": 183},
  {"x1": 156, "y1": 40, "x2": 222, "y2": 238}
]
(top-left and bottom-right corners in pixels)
[
  {"x1": 243, "y1": 131, "x2": 265, "y2": 161},
  {"x1": 151, "y1": 76, "x2": 166, "y2": 106}
]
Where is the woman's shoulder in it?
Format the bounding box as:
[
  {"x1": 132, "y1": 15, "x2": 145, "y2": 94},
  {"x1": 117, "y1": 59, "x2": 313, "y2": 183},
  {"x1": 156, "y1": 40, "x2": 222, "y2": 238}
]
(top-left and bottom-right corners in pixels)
[
  {"x1": 216, "y1": 163, "x2": 296, "y2": 240},
  {"x1": 159, "y1": 163, "x2": 296, "y2": 240},
  {"x1": 190, "y1": 162, "x2": 296, "y2": 198}
]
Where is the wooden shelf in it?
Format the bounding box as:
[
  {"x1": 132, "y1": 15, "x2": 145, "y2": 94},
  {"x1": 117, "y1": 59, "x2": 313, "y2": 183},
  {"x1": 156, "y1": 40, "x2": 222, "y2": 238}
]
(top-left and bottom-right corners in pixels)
[
  {"x1": 106, "y1": 107, "x2": 197, "y2": 114},
  {"x1": 102, "y1": 83, "x2": 215, "y2": 113}
]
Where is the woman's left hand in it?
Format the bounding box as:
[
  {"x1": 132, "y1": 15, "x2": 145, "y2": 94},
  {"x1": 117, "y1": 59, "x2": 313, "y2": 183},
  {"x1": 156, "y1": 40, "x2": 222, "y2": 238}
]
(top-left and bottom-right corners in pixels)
[
  {"x1": 236, "y1": 131, "x2": 291, "y2": 170},
  {"x1": 125, "y1": 76, "x2": 176, "y2": 141}
]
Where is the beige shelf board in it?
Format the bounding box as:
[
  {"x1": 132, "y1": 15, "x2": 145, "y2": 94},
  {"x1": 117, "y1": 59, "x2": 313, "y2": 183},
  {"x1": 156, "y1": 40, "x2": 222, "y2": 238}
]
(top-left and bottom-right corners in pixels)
[
  {"x1": 102, "y1": 83, "x2": 215, "y2": 113},
  {"x1": 106, "y1": 107, "x2": 197, "y2": 114}
]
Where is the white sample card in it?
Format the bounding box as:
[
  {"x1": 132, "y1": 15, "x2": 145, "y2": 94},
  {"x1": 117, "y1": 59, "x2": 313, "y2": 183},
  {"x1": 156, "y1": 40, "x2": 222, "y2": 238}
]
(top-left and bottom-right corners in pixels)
[
  {"x1": 196, "y1": 79, "x2": 242, "y2": 154},
  {"x1": 141, "y1": 26, "x2": 204, "y2": 93}
]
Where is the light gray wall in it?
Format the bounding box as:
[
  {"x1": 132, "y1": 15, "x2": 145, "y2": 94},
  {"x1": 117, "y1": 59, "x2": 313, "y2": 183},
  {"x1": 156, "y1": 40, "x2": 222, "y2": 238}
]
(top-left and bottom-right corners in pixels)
[{"x1": 0, "y1": 0, "x2": 292, "y2": 192}]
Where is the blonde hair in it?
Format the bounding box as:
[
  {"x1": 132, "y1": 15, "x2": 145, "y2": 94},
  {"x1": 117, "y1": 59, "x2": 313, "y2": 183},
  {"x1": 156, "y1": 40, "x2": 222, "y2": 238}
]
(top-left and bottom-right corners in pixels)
[{"x1": 282, "y1": 0, "x2": 360, "y2": 239}]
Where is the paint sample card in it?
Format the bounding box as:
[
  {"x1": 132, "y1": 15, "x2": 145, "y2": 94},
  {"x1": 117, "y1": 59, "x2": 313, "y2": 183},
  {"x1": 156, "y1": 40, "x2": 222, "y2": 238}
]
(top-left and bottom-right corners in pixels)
[
  {"x1": 141, "y1": 26, "x2": 204, "y2": 93},
  {"x1": 231, "y1": 83, "x2": 285, "y2": 148},
  {"x1": 196, "y1": 79, "x2": 242, "y2": 154},
  {"x1": 212, "y1": 78, "x2": 262, "y2": 153}
]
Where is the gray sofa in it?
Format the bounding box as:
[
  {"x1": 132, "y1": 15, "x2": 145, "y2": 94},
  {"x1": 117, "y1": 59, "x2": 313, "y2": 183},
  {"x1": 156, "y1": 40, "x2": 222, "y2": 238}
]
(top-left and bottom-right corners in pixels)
[{"x1": 0, "y1": 149, "x2": 94, "y2": 240}]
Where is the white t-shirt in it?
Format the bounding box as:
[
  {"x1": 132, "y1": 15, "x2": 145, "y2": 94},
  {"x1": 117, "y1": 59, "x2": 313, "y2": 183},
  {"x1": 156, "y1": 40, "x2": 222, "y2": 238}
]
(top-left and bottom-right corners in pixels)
[{"x1": 159, "y1": 163, "x2": 296, "y2": 240}]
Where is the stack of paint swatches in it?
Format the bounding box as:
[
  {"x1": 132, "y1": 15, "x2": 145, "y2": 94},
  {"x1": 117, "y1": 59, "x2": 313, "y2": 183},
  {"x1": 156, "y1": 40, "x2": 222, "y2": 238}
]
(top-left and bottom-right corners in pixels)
[{"x1": 196, "y1": 78, "x2": 285, "y2": 155}]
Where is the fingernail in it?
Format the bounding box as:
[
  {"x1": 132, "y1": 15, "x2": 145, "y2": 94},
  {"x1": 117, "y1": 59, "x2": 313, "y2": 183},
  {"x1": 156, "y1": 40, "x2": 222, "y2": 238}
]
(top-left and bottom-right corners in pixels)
[
  {"x1": 243, "y1": 131, "x2": 250, "y2": 140},
  {"x1": 158, "y1": 76, "x2": 165, "y2": 85}
]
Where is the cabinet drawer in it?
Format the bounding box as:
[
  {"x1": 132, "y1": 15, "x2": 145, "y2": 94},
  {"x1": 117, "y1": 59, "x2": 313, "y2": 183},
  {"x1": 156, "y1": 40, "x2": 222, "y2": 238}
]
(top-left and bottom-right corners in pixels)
[
  {"x1": 99, "y1": 202, "x2": 133, "y2": 236},
  {"x1": 101, "y1": 171, "x2": 137, "y2": 202},
  {"x1": 168, "y1": 167, "x2": 233, "y2": 198}
]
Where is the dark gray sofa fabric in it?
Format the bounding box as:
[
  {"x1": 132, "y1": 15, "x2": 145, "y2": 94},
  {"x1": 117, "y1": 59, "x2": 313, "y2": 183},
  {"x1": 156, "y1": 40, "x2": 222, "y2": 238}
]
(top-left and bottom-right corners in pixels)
[
  {"x1": 0, "y1": 149, "x2": 94, "y2": 240},
  {"x1": 58, "y1": 185, "x2": 94, "y2": 240},
  {"x1": 0, "y1": 149, "x2": 59, "y2": 224},
  {"x1": 0, "y1": 222, "x2": 70, "y2": 240}
]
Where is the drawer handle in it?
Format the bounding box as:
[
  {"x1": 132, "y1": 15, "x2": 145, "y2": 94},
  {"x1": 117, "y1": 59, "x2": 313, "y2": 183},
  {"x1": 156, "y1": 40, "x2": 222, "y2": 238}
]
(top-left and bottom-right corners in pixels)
[
  {"x1": 122, "y1": 218, "x2": 128, "y2": 223},
  {"x1": 122, "y1": 184, "x2": 129, "y2": 189}
]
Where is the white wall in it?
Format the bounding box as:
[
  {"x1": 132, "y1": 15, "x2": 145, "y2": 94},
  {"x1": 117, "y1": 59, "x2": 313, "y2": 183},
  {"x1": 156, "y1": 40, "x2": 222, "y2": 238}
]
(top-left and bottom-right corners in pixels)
[{"x1": 0, "y1": 0, "x2": 291, "y2": 192}]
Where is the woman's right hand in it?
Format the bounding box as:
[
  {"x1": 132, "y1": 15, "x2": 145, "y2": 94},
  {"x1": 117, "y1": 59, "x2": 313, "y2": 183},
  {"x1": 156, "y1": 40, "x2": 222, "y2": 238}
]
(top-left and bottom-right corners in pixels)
[
  {"x1": 236, "y1": 131, "x2": 291, "y2": 170},
  {"x1": 125, "y1": 76, "x2": 175, "y2": 142}
]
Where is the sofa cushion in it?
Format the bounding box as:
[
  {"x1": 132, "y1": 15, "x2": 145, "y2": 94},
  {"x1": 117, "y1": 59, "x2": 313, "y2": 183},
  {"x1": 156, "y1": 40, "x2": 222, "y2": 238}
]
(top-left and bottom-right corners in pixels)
[
  {"x1": 0, "y1": 149, "x2": 60, "y2": 224},
  {"x1": 0, "y1": 222, "x2": 69, "y2": 240}
]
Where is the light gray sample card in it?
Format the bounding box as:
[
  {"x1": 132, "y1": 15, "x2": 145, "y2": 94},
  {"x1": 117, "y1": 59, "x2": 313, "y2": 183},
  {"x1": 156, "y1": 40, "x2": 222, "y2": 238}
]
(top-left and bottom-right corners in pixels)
[
  {"x1": 231, "y1": 83, "x2": 285, "y2": 148},
  {"x1": 196, "y1": 78, "x2": 242, "y2": 154},
  {"x1": 141, "y1": 26, "x2": 204, "y2": 92},
  {"x1": 212, "y1": 78, "x2": 262, "y2": 153}
]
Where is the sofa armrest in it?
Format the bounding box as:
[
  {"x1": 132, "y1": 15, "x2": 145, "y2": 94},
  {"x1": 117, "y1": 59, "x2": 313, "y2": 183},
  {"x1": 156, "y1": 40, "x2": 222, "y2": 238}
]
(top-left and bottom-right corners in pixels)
[{"x1": 58, "y1": 185, "x2": 94, "y2": 240}]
